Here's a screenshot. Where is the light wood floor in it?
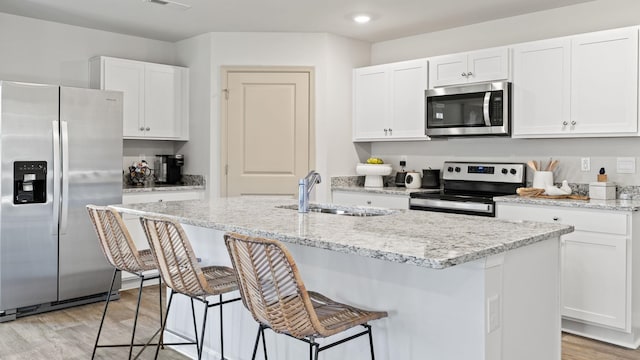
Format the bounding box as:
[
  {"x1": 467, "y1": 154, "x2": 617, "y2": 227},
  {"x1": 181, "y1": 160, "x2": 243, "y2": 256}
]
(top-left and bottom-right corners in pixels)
[
  {"x1": 0, "y1": 285, "x2": 638, "y2": 359},
  {"x1": 0, "y1": 284, "x2": 186, "y2": 360}
]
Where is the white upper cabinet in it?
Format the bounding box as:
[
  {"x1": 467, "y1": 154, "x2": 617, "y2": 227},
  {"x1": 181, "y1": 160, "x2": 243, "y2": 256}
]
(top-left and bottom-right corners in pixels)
[
  {"x1": 512, "y1": 27, "x2": 638, "y2": 138},
  {"x1": 90, "y1": 56, "x2": 189, "y2": 140},
  {"x1": 570, "y1": 28, "x2": 638, "y2": 135},
  {"x1": 512, "y1": 38, "x2": 571, "y2": 136},
  {"x1": 429, "y1": 48, "x2": 509, "y2": 88},
  {"x1": 353, "y1": 59, "x2": 428, "y2": 141}
]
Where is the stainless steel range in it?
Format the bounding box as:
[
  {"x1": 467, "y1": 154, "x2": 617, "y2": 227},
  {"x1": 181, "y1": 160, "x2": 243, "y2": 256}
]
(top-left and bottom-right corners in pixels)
[{"x1": 409, "y1": 161, "x2": 526, "y2": 217}]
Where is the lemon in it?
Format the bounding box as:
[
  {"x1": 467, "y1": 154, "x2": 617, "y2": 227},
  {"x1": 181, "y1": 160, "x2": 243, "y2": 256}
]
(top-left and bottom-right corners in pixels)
[{"x1": 366, "y1": 157, "x2": 384, "y2": 164}]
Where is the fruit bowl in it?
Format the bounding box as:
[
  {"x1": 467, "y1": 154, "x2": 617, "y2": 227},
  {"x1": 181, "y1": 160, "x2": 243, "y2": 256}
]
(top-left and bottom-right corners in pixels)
[{"x1": 356, "y1": 163, "x2": 393, "y2": 188}]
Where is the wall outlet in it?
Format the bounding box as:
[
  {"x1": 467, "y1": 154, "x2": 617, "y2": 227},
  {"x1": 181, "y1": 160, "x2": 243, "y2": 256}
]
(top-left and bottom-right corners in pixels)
[
  {"x1": 581, "y1": 157, "x2": 591, "y2": 172},
  {"x1": 487, "y1": 295, "x2": 501, "y2": 333}
]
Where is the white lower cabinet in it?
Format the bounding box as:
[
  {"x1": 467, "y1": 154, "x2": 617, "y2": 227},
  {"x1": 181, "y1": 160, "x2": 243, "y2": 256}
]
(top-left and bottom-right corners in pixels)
[
  {"x1": 332, "y1": 190, "x2": 409, "y2": 209},
  {"x1": 119, "y1": 190, "x2": 204, "y2": 290},
  {"x1": 496, "y1": 202, "x2": 640, "y2": 348}
]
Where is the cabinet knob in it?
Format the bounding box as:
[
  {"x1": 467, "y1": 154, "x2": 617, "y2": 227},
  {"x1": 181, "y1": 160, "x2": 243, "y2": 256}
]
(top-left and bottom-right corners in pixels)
[
  {"x1": 562, "y1": 121, "x2": 568, "y2": 126},
  {"x1": 553, "y1": 217, "x2": 559, "y2": 221},
  {"x1": 367, "y1": 200, "x2": 372, "y2": 205},
  {"x1": 461, "y1": 72, "x2": 467, "y2": 77},
  {"x1": 388, "y1": 128, "x2": 392, "y2": 135},
  {"x1": 139, "y1": 127, "x2": 145, "y2": 131},
  {"x1": 571, "y1": 121, "x2": 576, "y2": 126},
  {"x1": 384, "y1": 128, "x2": 388, "y2": 135},
  {"x1": 466, "y1": 71, "x2": 473, "y2": 77},
  {"x1": 146, "y1": 127, "x2": 151, "y2": 131}
]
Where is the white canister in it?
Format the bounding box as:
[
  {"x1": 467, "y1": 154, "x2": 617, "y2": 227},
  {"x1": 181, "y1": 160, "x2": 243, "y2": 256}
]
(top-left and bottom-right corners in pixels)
[
  {"x1": 405, "y1": 172, "x2": 422, "y2": 189},
  {"x1": 532, "y1": 171, "x2": 554, "y2": 189}
]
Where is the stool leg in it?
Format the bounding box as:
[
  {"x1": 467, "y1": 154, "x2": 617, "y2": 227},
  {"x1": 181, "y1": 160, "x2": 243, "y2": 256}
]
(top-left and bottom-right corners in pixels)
[
  {"x1": 261, "y1": 326, "x2": 268, "y2": 360},
  {"x1": 128, "y1": 275, "x2": 145, "y2": 359},
  {"x1": 219, "y1": 294, "x2": 225, "y2": 360},
  {"x1": 198, "y1": 301, "x2": 209, "y2": 360},
  {"x1": 366, "y1": 325, "x2": 375, "y2": 360},
  {"x1": 252, "y1": 325, "x2": 268, "y2": 360},
  {"x1": 155, "y1": 290, "x2": 174, "y2": 360},
  {"x1": 92, "y1": 268, "x2": 119, "y2": 360},
  {"x1": 190, "y1": 298, "x2": 199, "y2": 353},
  {"x1": 158, "y1": 277, "x2": 164, "y2": 349}
]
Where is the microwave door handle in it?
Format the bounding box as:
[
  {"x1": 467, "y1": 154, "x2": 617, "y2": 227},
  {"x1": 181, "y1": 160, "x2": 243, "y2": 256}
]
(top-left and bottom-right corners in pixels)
[{"x1": 483, "y1": 92, "x2": 492, "y2": 126}]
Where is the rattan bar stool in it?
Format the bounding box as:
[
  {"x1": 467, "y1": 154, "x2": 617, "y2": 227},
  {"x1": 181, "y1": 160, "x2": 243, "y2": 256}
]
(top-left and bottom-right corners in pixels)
[
  {"x1": 224, "y1": 232, "x2": 388, "y2": 360},
  {"x1": 139, "y1": 215, "x2": 241, "y2": 360},
  {"x1": 86, "y1": 205, "x2": 192, "y2": 360}
]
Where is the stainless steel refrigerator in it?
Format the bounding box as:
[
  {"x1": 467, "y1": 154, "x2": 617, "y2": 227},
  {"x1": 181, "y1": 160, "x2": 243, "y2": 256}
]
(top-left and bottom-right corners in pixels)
[{"x1": 0, "y1": 81, "x2": 123, "y2": 321}]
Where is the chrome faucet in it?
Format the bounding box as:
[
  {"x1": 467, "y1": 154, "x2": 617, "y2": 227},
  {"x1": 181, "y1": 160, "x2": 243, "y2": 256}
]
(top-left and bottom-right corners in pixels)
[{"x1": 298, "y1": 170, "x2": 321, "y2": 213}]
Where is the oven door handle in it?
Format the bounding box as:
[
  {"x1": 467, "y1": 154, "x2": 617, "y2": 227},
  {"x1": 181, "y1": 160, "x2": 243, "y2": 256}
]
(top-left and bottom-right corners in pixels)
[
  {"x1": 483, "y1": 91, "x2": 492, "y2": 126},
  {"x1": 411, "y1": 198, "x2": 494, "y2": 214}
]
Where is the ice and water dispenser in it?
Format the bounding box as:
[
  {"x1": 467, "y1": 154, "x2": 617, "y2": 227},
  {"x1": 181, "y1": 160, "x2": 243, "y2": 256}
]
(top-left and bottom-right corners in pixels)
[{"x1": 14, "y1": 161, "x2": 47, "y2": 204}]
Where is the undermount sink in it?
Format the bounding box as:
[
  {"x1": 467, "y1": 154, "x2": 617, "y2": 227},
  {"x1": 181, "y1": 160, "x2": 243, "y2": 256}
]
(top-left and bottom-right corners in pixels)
[{"x1": 277, "y1": 204, "x2": 394, "y2": 217}]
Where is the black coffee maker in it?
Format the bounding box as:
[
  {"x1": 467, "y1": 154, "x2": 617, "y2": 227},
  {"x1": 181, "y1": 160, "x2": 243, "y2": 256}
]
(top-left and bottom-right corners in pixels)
[{"x1": 155, "y1": 154, "x2": 184, "y2": 184}]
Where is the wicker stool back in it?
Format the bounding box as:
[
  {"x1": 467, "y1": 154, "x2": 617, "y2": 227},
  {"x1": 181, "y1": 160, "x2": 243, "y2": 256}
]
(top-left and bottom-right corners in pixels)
[{"x1": 224, "y1": 232, "x2": 388, "y2": 360}]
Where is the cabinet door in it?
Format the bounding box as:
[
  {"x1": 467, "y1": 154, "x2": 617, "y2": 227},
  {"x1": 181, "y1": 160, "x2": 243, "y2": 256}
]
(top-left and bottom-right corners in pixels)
[
  {"x1": 353, "y1": 65, "x2": 389, "y2": 140},
  {"x1": 428, "y1": 54, "x2": 467, "y2": 87},
  {"x1": 388, "y1": 59, "x2": 428, "y2": 140},
  {"x1": 571, "y1": 28, "x2": 638, "y2": 135},
  {"x1": 512, "y1": 39, "x2": 571, "y2": 137},
  {"x1": 467, "y1": 48, "x2": 509, "y2": 84},
  {"x1": 144, "y1": 64, "x2": 179, "y2": 138},
  {"x1": 561, "y1": 231, "x2": 627, "y2": 330},
  {"x1": 496, "y1": 203, "x2": 630, "y2": 330},
  {"x1": 103, "y1": 58, "x2": 145, "y2": 137}
]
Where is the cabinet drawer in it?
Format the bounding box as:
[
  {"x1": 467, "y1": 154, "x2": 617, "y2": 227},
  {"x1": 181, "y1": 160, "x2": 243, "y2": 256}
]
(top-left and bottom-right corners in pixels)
[
  {"x1": 497, "y1": 203, "x2": 628, "y2": 235},
  {"x1": 332, "y1": 191, "x2": 409, "y2": 210},
  {"x1": 121, "y1": 191, "x2": 204, "y2": 219},
  {"x1": 123, "y1": 190, "x2": 203, "y2": 204}
]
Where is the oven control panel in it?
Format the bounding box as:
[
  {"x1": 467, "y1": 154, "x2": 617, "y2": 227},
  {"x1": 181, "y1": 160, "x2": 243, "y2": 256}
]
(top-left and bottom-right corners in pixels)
[{"x1": 443, "y1": 162, "x2": 525, "y2": 183}]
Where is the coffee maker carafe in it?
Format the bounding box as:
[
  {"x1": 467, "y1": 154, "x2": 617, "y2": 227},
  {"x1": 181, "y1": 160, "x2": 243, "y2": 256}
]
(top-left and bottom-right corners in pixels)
[{"x1": 155, "y1": 154, "x2": 184, "y2": 184}]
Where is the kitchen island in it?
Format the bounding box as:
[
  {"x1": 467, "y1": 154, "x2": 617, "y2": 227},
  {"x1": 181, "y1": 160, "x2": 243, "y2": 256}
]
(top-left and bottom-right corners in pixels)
[{"x1": 111, "y1": 197, "x2": 573, "y2": 360}]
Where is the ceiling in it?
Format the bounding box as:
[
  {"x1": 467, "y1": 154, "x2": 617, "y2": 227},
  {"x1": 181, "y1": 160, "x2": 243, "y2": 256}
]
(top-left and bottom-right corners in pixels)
[{"x1": 0, "y1": 0, "x2": 596, "y2": 43}]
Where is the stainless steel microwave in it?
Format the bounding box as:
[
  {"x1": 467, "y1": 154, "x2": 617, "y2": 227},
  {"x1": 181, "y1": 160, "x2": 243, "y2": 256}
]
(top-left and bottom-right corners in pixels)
[{"x1": 425, "y1": 81, "x2": 511, "y2": 137}]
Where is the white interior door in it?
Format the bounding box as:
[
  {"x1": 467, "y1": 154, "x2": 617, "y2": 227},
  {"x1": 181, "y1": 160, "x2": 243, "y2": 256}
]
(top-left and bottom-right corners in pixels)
[{"x1": 224, "y1": 69, "x2": 311, "y2": 197}]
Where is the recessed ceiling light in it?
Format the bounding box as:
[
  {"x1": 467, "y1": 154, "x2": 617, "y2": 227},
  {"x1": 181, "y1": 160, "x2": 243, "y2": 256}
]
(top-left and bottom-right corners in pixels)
[{"x1": 353, "y1": 14, "x2": 371, "y2": 24}]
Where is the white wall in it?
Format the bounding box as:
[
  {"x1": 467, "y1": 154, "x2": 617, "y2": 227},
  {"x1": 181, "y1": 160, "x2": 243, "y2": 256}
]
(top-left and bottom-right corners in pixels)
[
  {"x1": 0, "y1": 12, "x2": 176, "y2": 87},
  {"x1": 0, "y1": 12, "x2": 182, "y2": 176},
  {"x1": 371, "y1": 0, "x2": 640, "y2": 64},
  {"x1": 193, "y1": 32, "x2": 370, "y2": 201},
  {"x1": 367, "y1": 0, "x2": 640, "y2": 186},
  {"x1": 175, "y1": 33, "x2": 214, "y2": 185}
]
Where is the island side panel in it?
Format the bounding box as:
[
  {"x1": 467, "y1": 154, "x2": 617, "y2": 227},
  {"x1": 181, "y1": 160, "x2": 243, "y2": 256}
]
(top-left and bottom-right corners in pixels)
[
  {"x1": 502, "y1": 237, "x2": 561, "y2": 360},
  {"x1": 154, "y1": 224, "x2": 560, "y2": 360}
]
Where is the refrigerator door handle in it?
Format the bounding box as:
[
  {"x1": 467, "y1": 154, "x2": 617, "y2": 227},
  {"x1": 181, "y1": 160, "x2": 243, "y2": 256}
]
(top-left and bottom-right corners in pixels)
[
  {"x1": 60, "y1": 121, "x2": 69, "y2": 235},
  {"x1": 52, "y1": 120, "x2": 61, "y2": 235}
]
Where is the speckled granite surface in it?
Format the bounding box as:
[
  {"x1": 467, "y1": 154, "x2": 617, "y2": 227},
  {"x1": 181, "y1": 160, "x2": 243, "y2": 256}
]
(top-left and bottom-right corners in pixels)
[
  {"x1": 123, "y1": 174, "x2": 205, "y2": 193},
  {"x1": 495, "y1": 195, "x2": 640, "y2": 211},
  {"x1": 110, "y1": 197, "x2": 572, "y2": 269}
]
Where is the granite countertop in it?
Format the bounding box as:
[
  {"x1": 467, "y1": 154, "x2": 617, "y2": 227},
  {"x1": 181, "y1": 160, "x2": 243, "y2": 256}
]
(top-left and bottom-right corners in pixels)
[
  {"x1": 495, "y1": 195, "x2": 640, "y2": 211},
  {"x1": 110, "y1": 197, "x2": 572, "y2": 269}
]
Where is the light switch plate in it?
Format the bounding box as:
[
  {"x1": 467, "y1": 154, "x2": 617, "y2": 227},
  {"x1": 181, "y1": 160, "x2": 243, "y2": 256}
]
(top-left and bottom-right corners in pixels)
[{"x1": 617, "y1": 157, "x2": 636, "y2": 174}]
